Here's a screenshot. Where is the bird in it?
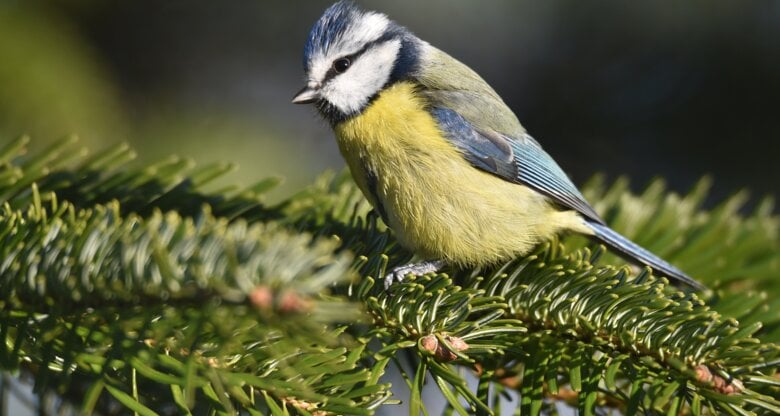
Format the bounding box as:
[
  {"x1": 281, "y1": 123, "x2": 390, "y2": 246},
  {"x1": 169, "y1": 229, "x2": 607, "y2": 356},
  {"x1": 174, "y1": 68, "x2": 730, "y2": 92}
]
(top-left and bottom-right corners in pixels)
[{"x1": 292, "y1": 1, "x2": 704, "y2": 291}]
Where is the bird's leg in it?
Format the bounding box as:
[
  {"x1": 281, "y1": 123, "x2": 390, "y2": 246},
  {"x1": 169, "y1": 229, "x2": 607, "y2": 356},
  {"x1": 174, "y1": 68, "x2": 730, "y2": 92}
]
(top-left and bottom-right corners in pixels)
[{"x1": 384, "y1": 260, "x2": 447, "y2": 290}]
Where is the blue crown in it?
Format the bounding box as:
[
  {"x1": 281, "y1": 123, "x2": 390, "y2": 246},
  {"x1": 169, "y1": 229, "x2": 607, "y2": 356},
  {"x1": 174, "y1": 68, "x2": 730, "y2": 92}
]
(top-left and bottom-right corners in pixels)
[{"x1": 303, "y1": 1, "x2": 362, "y2": 69}]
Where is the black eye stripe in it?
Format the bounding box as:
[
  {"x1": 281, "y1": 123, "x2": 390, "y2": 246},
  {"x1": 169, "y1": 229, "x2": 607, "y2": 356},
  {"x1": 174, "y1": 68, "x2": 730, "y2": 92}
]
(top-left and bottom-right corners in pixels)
[
  {"x1": 322, "y1": 36, "x2": 394, "y2": 83},
  {"x1": 323, "y1": 49, "x2": 365, "y2": 82}
]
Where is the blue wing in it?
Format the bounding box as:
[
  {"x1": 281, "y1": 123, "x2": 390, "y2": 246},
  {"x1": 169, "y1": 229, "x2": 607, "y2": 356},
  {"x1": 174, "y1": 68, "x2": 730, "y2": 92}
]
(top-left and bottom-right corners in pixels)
[{"x1": 431, "y1": 107, "x2": 604, "y2": 224}]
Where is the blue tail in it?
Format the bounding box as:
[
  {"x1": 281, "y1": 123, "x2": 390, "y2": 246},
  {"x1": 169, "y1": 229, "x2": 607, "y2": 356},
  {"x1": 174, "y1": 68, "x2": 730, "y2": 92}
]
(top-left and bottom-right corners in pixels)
[{"x1": 586, "y1": 221, "x2": 705, "y2": 290}]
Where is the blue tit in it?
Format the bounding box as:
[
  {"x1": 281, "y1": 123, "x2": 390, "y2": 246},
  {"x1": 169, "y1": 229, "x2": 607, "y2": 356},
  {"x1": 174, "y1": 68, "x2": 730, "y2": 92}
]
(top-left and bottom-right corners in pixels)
[{"x1": 292, "y1": 1, "x2": 704, "y2": 291}]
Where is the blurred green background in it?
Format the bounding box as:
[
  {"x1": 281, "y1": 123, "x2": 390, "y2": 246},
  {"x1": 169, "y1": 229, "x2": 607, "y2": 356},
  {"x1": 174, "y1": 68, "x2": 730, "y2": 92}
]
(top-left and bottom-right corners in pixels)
[{"x1": 1, "y1": 0, "x2": 778, "y2": 202}]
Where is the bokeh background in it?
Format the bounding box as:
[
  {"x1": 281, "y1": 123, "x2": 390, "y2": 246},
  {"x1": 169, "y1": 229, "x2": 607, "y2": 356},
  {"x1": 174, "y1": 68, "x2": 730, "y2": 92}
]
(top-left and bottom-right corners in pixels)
[{"x1": 1, "y1": 0, "x2": 778, "y2": 200}]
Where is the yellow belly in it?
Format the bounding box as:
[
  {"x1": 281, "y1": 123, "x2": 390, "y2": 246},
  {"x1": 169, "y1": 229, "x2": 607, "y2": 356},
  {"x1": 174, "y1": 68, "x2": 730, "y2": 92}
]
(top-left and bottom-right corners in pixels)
[{"x1": 334, "y1": 82, "x2": 584, "y2": 266}]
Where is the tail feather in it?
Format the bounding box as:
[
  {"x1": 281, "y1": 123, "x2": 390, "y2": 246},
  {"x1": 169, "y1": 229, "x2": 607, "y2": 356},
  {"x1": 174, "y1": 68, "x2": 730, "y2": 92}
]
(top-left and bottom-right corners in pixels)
[{"x1": 585, "y1": 221, "x2": 705, "y2": 291}]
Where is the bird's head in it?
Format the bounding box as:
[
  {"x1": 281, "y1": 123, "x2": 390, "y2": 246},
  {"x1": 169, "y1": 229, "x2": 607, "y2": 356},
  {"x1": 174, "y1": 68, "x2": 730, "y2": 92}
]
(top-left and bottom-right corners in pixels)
[{"x1": 292, "y1": 1, "x2": 421, "y2": 123}]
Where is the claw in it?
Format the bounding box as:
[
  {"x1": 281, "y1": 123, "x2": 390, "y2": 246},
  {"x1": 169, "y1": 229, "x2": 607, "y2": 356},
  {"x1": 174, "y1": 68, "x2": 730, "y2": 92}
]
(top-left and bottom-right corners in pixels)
[{"x1": 383, "y1": 260, "x2": 446, "y2": 290}]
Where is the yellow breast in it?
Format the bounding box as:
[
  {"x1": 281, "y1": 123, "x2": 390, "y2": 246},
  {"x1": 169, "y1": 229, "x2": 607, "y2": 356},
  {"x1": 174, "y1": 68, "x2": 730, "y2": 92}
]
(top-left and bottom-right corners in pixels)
[{"x1": 334, "y1": 82, "x2": 584, "y2": 266}]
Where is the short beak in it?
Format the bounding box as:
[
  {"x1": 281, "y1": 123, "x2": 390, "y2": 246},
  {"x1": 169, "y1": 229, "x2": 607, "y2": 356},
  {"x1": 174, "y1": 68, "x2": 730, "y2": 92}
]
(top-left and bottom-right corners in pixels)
[{"x1": 292, "y1": 85, "x2": 320, "y2": 104}]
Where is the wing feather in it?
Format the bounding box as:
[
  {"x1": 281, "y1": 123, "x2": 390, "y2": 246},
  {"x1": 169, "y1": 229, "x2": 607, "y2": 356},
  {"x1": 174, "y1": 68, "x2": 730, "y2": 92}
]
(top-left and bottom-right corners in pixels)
[
  {"x1": 430, "y1": 107, "x2": 604, "y2": 224},
  {"x1": 416, "y1": 46, "x2": 603, "y2": 223}
]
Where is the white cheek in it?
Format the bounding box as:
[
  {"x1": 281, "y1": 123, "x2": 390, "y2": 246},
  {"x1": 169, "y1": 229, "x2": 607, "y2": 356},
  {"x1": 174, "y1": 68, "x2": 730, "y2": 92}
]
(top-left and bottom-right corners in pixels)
[{"x1": 323, "y1": 39, "x2": 402, "y2": 115}]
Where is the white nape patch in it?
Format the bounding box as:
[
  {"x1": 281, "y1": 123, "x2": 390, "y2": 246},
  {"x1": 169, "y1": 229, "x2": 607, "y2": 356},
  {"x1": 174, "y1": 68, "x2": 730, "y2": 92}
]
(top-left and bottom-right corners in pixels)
[
  {"x1": 321, "y1": 39, "x2": 402, "y2": 115},
  {"x1": 340, "y1": 12, "x2": 390, "y2": 53},
  {"x1": 308, "y1": 11, "x2": 390, "y2": 85}
]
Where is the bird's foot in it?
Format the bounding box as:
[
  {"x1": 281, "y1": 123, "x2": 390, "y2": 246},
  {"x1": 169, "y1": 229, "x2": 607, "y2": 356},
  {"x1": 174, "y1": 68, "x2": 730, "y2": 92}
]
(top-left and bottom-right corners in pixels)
[{"x1": 384, "y1": 260, "x2": 446, "y2": 290}]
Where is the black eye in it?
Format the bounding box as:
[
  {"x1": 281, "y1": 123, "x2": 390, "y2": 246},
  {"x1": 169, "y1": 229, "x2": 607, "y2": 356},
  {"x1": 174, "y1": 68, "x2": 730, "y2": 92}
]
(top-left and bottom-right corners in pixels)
[{"x1": 333, "y1": 58, "x2": 351, "y2": 73}]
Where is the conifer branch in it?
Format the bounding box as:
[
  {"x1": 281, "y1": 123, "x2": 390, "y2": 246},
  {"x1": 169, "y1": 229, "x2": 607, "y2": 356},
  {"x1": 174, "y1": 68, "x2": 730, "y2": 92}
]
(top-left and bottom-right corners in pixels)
[{"x1": 0, "y1": 138, "x2": 777, "y2": 415}]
